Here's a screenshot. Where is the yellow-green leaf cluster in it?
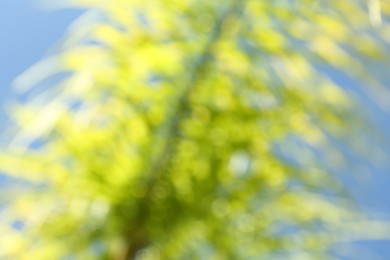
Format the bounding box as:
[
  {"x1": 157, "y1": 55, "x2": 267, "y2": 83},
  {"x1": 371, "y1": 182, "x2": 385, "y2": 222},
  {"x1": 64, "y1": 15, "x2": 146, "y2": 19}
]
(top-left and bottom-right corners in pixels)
[{"x1": 1, "y1": 0, "x2": 390, "y2": 259}]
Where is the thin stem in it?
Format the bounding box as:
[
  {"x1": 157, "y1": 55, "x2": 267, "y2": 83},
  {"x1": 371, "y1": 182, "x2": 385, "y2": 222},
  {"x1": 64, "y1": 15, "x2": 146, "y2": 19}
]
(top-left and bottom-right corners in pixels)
[{"x1": 122, "y1": 1, "x2": 245, "y2": 259}]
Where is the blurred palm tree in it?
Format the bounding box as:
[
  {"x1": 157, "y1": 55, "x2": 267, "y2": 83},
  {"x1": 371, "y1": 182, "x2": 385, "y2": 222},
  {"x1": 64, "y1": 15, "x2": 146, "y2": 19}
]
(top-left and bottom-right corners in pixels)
[{"x1": 1, "y1": 0, "x2": 390, "y2": 259}]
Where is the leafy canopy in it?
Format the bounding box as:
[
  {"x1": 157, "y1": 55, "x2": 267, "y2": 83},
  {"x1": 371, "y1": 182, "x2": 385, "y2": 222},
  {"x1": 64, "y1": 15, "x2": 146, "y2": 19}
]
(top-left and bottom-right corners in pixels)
[{"x1": 1, "y1": 0, "x2": 390, "y2": 259}]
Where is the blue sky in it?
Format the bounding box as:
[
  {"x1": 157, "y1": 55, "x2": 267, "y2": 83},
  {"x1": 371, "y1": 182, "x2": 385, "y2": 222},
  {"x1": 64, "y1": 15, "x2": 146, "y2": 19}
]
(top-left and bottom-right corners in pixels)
[
  {"x1": 0, "y1": 1, "x2": 81, "y2": 110},
  {"x1": 0, "y1": 1, "x2": 389, "y2": 258}
]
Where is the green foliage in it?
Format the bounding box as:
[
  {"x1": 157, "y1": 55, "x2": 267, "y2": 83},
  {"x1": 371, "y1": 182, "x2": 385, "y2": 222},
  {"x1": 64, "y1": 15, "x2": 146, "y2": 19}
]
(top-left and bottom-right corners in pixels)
[{"x1": 1, "y1": 0, "x2": 390, "y2": 259}]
